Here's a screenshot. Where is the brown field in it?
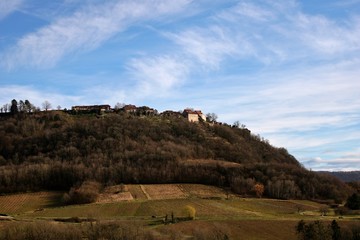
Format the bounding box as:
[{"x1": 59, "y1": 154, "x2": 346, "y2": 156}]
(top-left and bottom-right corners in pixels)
[
  {"x1": 141, "y1": 184, "x2": 188, "y2": 200},
  {"x1": 0, "y1": 192, "x2": 62, "y2": 215},
  {"x1": 126, "y1": 184, "x2": 148, "y2": 200},
  {"x1": 180, "y1": 184, "x2": 229, "y2": 199},
  {"x1": 97, "y1": 185, "x2": 133, "y2": 203},
  {"x1": 160, "y1": 220, "x2": 299, "y2": 240},
  {"x1": 0, "y1": 184, "x2": 359, "y2": 240}
]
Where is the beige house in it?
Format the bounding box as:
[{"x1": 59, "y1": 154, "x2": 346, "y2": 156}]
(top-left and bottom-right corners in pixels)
[{"x1": 183, "y1": 109, "x2": 206, "y2": 122}]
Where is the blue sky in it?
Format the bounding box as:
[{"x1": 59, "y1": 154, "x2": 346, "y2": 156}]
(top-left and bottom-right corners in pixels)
[{"x1": 1, "y1": 0, "x2": 359, "y2": 171}]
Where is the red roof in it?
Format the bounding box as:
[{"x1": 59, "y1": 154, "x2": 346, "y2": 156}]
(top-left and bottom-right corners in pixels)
[{"x1": 184, "y1": 109, "x2": 202, "y2": 115}]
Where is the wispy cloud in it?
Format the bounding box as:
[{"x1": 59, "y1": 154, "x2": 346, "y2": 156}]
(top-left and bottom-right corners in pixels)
[
  {"x1": 127, "y1": 55, "x2": 189, "y2": 97},
  {"x1": 222, "y1": 60, "x2": 360, "y2": 132},
  {"x1": 216, "y1": 1, "x2": 275, "y2": 22},
  {"x1": 287, "y1": 13, "x2": 360, "y2": 55},
  {"x1": 1, "y1": 0, "x2": 192, "y2": 69},
  {"x1": 0, "y1": 0, "x2": 23, "y2": 20},
  {"x1": 167, "y1": 26, "x2": 245, "y2": 69},
  {"x1": 190, "y1": 0, "x2": 360, "y2": 66}
]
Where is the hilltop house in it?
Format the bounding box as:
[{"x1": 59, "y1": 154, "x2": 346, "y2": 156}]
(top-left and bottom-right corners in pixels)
[
  {"x1": 72, "y1": 105, "x2": 111, "y2": 112},
  {"x1": 183, "y1": 109, "x2": 206, "y2": 122},
  {"x1": 122, "y1": 104, "x2": 137, "y2": 114}
]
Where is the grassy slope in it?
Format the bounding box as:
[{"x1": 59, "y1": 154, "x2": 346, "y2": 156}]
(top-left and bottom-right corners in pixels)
[{"x1": 1, "y1": 184, "x2": 358, "y2": 239}]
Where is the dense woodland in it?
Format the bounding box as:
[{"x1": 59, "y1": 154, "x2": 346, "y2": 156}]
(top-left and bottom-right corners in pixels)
[{"x1": 0, "y1": 108, "x2": 352, "y2": 201}]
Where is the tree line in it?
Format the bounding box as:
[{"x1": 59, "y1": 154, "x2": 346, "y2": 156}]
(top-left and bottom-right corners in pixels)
[{"x1": 0, "y1": 99, "x2": 53, "y2": 115}]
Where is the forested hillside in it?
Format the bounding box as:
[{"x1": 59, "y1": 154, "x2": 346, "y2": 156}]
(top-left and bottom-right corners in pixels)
[{"x1": 0, "y1": 111, "x2": 351, "y2": 201}]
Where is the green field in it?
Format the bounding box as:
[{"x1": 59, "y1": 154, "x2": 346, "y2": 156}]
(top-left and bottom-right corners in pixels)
[{"x1": 0, "y1": 184, "x2": 359, "y2": 240}]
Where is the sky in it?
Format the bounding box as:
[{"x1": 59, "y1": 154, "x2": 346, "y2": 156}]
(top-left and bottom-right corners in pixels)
[{"x1": 0, "y1": 0, "x2": 359, "y2": 171}]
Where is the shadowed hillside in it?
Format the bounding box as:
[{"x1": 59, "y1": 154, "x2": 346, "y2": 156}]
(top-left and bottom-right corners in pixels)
[{"x1": 0, "y1": 111, "x2": 351, "y2": 201}]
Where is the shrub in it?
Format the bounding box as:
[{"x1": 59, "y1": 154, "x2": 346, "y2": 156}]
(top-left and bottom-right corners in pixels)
[
  {"x1": 63, "y1": 181, "x2": 101, "y2": 205},
  {"x1": 254, "y1": 183, "x2": 264, "y2": 198},
  {"x1": 345, "y1": 193, "x2": 360, "y2": 210},
  {"x1": 183, "y1": 205, "x2": 196, "y2": 220}
]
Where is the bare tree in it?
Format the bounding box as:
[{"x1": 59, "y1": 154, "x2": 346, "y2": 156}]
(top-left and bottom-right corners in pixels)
[
  {"x1": 233, "y1": 121, "x2": 240, "y2": 128},
  {"x1": 42, "y1": 100, "x2": 52, "y2": 111},
  {"x1": 19, "y1": 100, "x2": 25, "y2": 112},
  {"x1": 3, "y1": 104, "x2": 9, "y2": 113},
  {"x1": 24, "y1": 100, "x2": 33, "y2": 113},
  {"x1": 206, "y1": 113, "x2": 218, "y2": 122},
  {"x1": 114, "y1": 102, "x2": 125, "y2": 110}
]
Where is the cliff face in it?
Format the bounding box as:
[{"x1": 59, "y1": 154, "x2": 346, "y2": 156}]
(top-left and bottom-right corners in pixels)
[{"x1": 0, "y1": 111, "x2": 351, "y2": 200}]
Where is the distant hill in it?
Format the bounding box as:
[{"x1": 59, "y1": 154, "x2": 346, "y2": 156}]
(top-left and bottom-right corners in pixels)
[
  {"x1": 319, "y1": 171, "x2": 360, "y2": 182},
  {"x1": 0, "y1": 110, "x2": 351, "y2": 201}
]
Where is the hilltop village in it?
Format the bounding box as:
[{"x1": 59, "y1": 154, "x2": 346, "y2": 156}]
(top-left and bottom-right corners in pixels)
[
  {"x1": 71, "y1": 104, "x2": 207, "y2": 123},
  {"x1": 0, "y1": 99, "x2": 212, "y2": 123}
]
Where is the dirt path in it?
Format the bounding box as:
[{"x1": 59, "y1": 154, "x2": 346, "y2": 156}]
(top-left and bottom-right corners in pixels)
[
  {"x1": 126, "y1": 185, "x2": 148, "y2": 200},
  {"x1": 140, "y1": 185, "x2": 151, "y2": 200}
]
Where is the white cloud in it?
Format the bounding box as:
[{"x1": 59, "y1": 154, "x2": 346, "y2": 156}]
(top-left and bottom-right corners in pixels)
[
  {"x1": 289, "y1": 13, "x2": 360, "y2": 55},
  {"x1": 167, "y1": 26, "x2": 250, "y2": 69},
  {"x1": 81, "y1": 85, "x2": 126, "y2": 107},
  {"x1": 1, "y1": 0, "x2": 193, "y2": 69},
  {"x1": 216, "y1": 1, "x2": 275, "y2": 22},
  {"x1": 165, "y1": 0, "x2": 357, "y2": 71},
  {"x1": 237, "y1": 60, "x2": 360, "y2": 130},
  {"x1": 211, "y1": 0, "x2": 360, "y2": 64},
  {"x1": 127, "y1": 55, "x2": 189, "y2": 97},
  {"x1": 0, "y1": 0, "x2": 23, "y2": 20}
]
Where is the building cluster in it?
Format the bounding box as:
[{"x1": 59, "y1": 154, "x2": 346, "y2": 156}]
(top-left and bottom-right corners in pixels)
[
  {"x1": 71, "y1": 104, "x2": 206, "y2": 122},
  {"x1": 72, "y1": 105, "x2": 111, "y2": 112}
]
